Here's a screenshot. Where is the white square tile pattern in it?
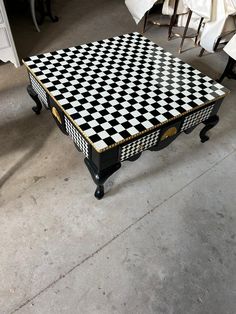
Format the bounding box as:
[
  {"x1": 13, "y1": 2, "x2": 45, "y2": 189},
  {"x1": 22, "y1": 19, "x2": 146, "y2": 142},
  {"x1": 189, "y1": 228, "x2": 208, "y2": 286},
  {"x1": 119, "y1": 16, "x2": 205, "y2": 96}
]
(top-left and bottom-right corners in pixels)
[
  {"x1": 24, "y1": 32, "x2": 228, "y2": 152},
  {"x1": 29, "y1": 73, "x2": 48, "y2": 107},
  {"x1": 64, "y1": 116, "x2": 89, "y2": 157},
  {"x1": 120, "y1": 129, "x2": 160, "y2": 161},
  {"x1": 181, "y1": 105, "x2": 215, "y2": 132}
]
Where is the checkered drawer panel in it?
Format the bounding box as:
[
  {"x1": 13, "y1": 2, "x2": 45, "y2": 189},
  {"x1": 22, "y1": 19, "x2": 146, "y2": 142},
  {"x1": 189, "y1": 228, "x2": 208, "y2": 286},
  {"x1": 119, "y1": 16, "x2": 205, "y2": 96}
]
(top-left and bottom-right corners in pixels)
[
  {"x1": 29, "y1": 73, "x2": 48, "y2": 107},
  {"x1": 64, "y1": 116, "x2": 89, "y2": 158},
  {"x1": 181, "y1": 105, "x2": 214, "y2": 132},
  {"x1": 120, "y1": 130, "x2": 160, "y2": 161}
]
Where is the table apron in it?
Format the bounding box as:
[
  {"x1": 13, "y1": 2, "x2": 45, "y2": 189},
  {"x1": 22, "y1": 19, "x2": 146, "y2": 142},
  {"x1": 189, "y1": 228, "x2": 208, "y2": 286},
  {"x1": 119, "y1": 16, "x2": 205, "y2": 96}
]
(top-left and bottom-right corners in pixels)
[{"x1": 27, "y1": 75, "x2": 223, "y2": 172}]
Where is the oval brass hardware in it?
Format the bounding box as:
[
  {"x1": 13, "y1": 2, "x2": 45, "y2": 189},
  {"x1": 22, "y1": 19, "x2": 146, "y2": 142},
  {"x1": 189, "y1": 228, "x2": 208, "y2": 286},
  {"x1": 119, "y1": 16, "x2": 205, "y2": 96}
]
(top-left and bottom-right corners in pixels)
[
  {"x1": 137, "y1": 144, "x2": 144, "y2": 151},
  {"x1": 52, "y1": 107, "x2": 62, "y2": 124},
  {"x1": 161, "y1": 127, "x2": 177, "y2": 141}
]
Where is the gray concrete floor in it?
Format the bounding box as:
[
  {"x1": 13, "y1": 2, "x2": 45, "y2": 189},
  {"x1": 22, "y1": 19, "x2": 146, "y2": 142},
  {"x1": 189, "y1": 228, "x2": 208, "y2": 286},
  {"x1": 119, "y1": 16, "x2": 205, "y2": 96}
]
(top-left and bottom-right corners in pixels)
[{"x1": 1, "y1": 1, "x2": 236, "y2": 313}]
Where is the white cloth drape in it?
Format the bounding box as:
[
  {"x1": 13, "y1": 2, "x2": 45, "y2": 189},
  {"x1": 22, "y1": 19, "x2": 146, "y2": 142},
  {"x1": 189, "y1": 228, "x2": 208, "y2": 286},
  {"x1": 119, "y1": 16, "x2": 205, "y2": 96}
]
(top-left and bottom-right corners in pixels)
[
  {"x1": 176, "y1": 0, "x2": 212, "y2": 31},
  {"x1": 161, "y1": 0, "x2": 187, "y2": 15},
  {"x1": 125, "y1": 0, "x2": 187, "y2": 24},
  {"x1": 125, "y1": 0, "x2": 236, "y2": 52},
  {"x1": 125, "y1": 0, "x2": 157, "y2": 24},
  {"x1": 183, "y1": 0, "x2": 212, "y2": 19},
  {"x1": 200, "y1": 0, "x2": 236, "y2": 52},
  {"x1": 125, "y1": 0, "x2": 211, "y2": 24},
  {"x1": 162, "y1": 0, "x2": 212, "y2": 18},
  {"x1": 224, "y1": 33, "x2": 236, "y2": 59}
]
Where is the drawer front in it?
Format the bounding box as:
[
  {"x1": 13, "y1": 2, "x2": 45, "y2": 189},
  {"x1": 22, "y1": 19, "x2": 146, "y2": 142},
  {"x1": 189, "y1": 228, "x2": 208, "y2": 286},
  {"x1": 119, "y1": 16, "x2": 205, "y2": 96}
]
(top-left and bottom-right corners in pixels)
[
  {"x1": 29, "y1": 73, "x2": 48, "y2": 107},
  {"x1": 120, "y1": 129, "x2": 160, "y2": 162},
  {"x1": 65, "y1": 116, "x2": 89, "y2": 158},
  {"x1": 181, "y1": 104, "x2": 214, "y2": 132}
]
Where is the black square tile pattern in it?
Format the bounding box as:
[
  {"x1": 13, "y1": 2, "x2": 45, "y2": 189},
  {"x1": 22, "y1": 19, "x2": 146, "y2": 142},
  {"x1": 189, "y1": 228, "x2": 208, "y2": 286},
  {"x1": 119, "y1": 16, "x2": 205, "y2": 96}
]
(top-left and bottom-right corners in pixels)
[
  {"x1": 181, "y1": 104, "x2": 214, "y2": 131},
  {"x1": 120, "y1": 129, "x2": 160, "y2": 161},
  {"x1": 64, "y1": 116, "x2": 89, "y2": 157},
  {"x1": 24, "y1": 33, "x2": 228, "y2": 152},
  {"x1": 29, "y1": 73, "x2": 48, "y2": 107}
]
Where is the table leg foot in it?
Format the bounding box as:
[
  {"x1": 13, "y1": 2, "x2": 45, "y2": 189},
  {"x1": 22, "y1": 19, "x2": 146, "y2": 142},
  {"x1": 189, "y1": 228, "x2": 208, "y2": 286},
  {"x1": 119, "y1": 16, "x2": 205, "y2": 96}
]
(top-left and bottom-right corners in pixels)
[
  {"x1": 84, "y1": 158, "x2": 121, "y2": 199},
  {"x1": 27, "y1": 85, "x2": 42, "y2": 115},
  {"x1": 200, "y1": 115, "x2": 219, "y2": 143},
  {"x1": 95, "y1": 185, "x2": 104, "y2": 200}
]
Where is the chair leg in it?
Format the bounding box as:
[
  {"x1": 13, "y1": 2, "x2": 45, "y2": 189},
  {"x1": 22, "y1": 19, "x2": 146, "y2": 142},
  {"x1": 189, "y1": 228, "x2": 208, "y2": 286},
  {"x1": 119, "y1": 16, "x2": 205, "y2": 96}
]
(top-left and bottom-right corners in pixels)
[
  {"x1": 199, "y1": 35, "x2": 224, "y2": 57},
  {"x1": 214, "y1": 36, "x2": 222, "y2": 52},
  {"x1": 168, "y1": 0, "x2": 179, "y2": 40},
  {"x1": 195, "y1": 17, "x2": 204, "y2": 45},
  {"x1": 199, "y1": 47, "x2": 205, "y2": 57},
  {"x1": 30, "y1": 0, "x2": 40, "y2": 32},
  {"x1": 218, "y1": 56, "x2": 236, "y2": 82},
  {"x1": 142, "y1": 11, "x2": 149, "y2": 34},
  {"x1": 179, "y1": 10, "x2": 192, "y2": 53},
  {"x1": 45, "y1": 0, "x2": 59, "y2": 22}
]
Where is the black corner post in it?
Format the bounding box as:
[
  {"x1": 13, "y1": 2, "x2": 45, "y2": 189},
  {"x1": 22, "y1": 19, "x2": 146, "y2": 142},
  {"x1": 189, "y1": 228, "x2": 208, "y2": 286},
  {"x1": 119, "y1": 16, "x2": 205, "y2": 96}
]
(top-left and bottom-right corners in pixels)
[
  {"x1": 200, "y1": 115, "x2": 219, "y2": 143},
  {"x1": 84, "y1": 158, "x2": 121, "y2": 200}
]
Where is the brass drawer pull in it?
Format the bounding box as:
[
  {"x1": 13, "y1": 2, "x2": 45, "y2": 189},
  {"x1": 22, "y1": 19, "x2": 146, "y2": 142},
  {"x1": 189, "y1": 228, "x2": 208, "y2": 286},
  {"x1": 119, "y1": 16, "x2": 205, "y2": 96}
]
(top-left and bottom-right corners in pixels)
[
  {"x1": 161, "y1": 127, "x2": 177, "y2": 141},
  {"x1": 137, "y1": 144, "x2": 144, "y2": 151},
  {"x1": 52, "y1": 107, "x2": 62, "y2": 124}
]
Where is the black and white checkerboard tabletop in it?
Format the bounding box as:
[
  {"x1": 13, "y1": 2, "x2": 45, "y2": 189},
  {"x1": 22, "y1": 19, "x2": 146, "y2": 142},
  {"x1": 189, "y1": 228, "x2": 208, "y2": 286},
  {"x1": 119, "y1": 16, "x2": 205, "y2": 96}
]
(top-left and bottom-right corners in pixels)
[{"x1": 24, "y1": 32, "x2": 228, "y2": 152}]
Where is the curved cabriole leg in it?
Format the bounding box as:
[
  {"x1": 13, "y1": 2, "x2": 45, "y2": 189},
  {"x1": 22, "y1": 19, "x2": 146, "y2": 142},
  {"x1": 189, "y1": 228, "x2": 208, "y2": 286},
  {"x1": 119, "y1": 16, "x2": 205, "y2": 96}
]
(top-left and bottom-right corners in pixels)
[
  {"x1": 27, "y1": 85, "x2": 42, "y2": 115},
  {"x1": 84, "y1": 158, "x2": 121, "y2": 200},
  {"x1": 200, "y1": 115, "x2": 219, "y2": 143}
]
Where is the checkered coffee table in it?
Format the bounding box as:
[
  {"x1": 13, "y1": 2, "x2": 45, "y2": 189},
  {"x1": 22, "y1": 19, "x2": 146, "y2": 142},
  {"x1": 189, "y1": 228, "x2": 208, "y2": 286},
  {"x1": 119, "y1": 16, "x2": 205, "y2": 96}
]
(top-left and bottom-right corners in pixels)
[{"x1": 23, "y1": 32, "x2": 229, "y2": 199}]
